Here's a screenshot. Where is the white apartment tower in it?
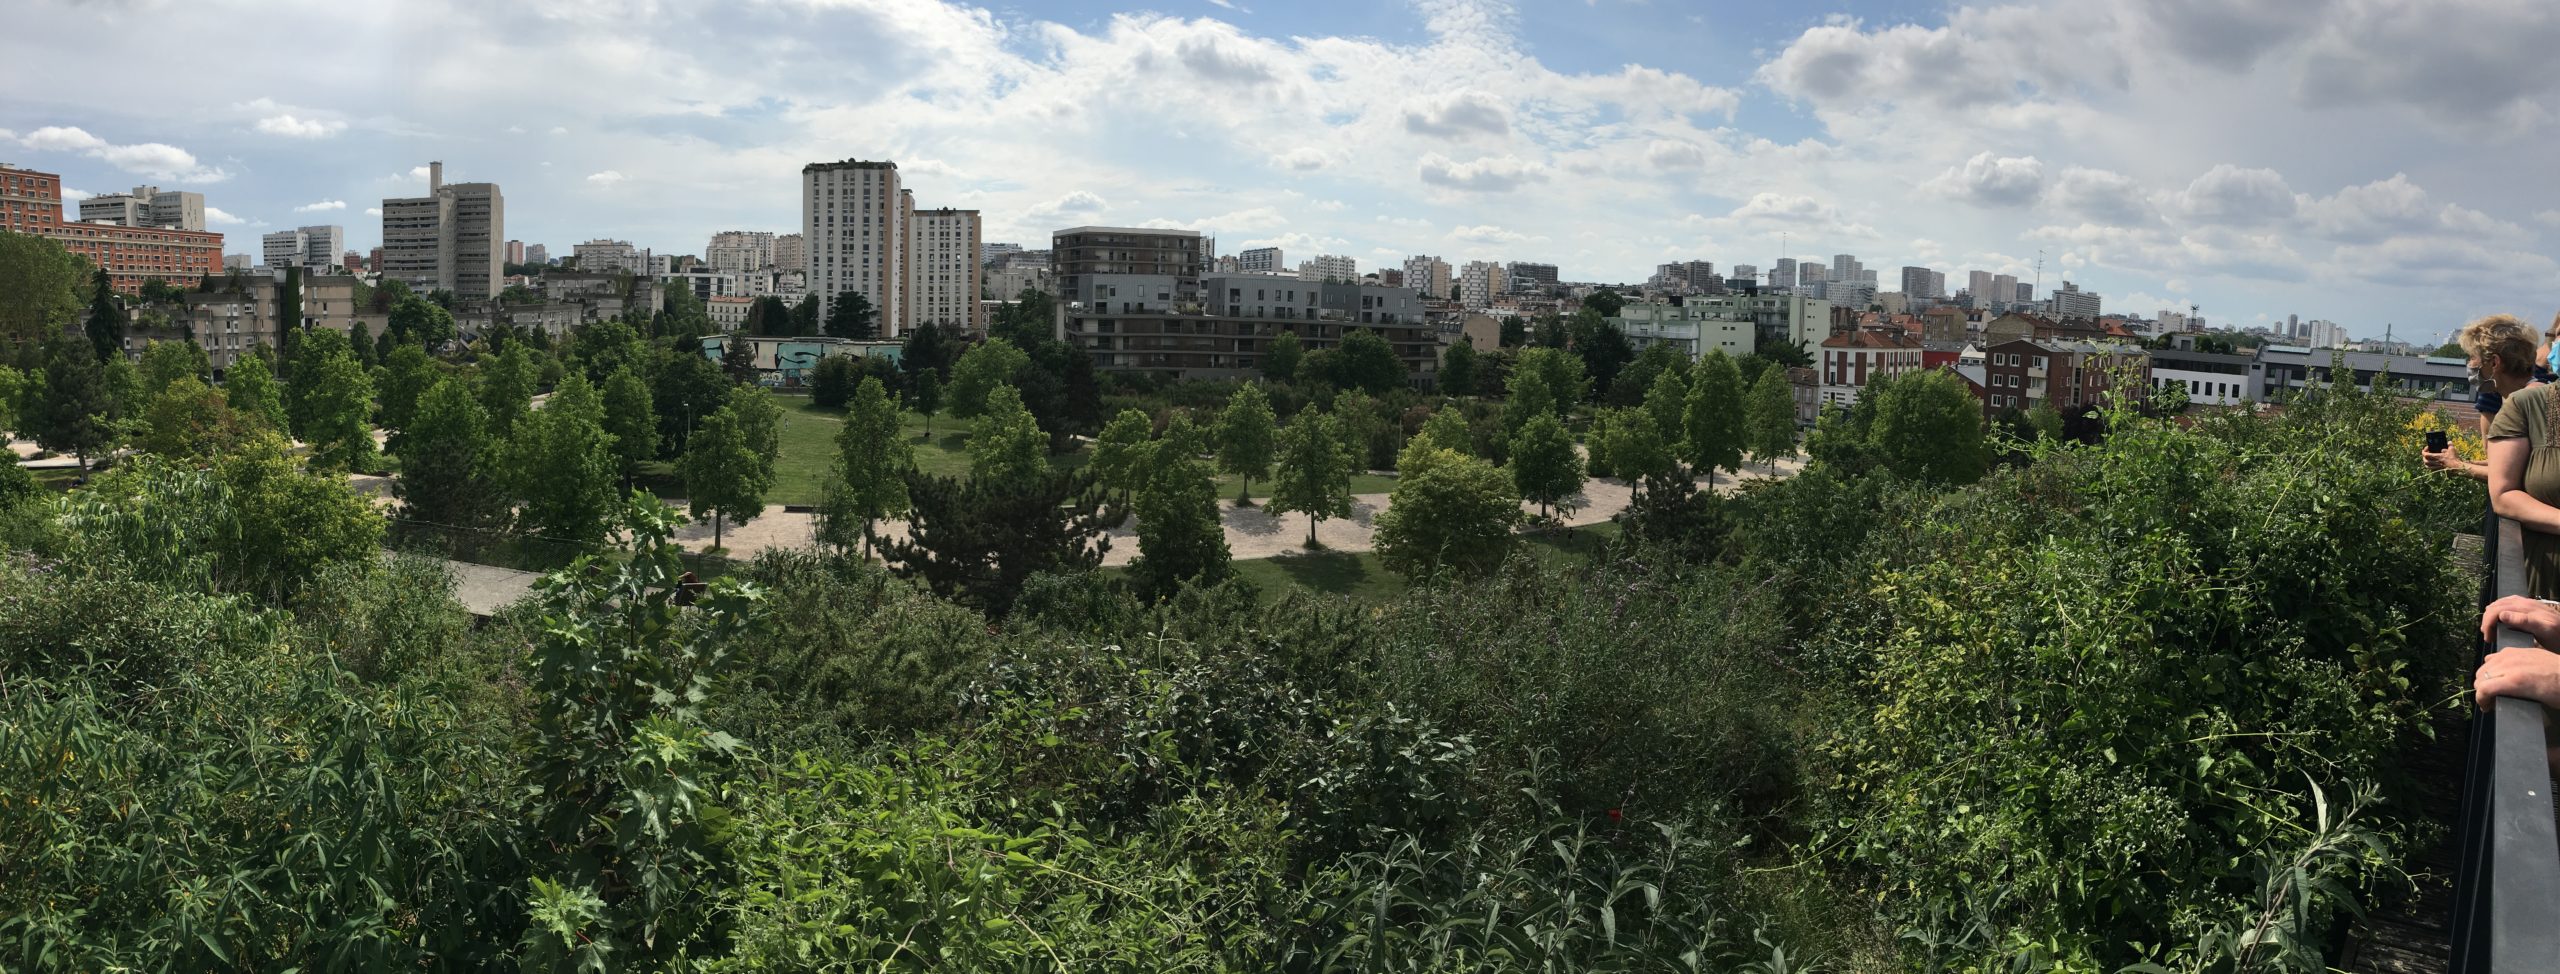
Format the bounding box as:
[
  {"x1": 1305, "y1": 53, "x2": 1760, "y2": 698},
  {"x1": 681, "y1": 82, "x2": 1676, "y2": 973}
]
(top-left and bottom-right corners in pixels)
[
  {"x1": 78, "y1": 184, "x2": 207, "y2": 231},
  {"x1": 380, "y1": 161, "x2": 504, "y2": 300},
  {"x1": 909, "y1": 206, "x2": 984, "y2": 335},
  {"x1": 1403, "y1": 255, "x2": 1452, "y2": 299},
  {"x1": 705, "y1": 231, "x2": 778, "y2": 274},
  {"x1": 1301, "y1": 253, "x2": 1357, "y2": 282},
  {"x1": 1237, "y1": 246, "x2": 1284, "y2": 274},
  {"x1": 261, "y1": 225, "x2": 345, "y2": 273},
  {"x1": 803, "y1": 159, "x2": 908, "y2": 335},
  {"x1": 1458, "y1": 260, "x2": 1500, "y2": 308}
]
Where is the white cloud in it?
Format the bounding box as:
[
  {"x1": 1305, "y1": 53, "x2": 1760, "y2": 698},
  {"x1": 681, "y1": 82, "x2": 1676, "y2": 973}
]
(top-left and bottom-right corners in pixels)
[
  {"x1": 2168, "y1": 164, "x2": 2297, "y2": 226},
  {"x1": 1401, "y1": 89, "x2": 1511, "y2": 139},
  {"x1": 205, "y1": 206, "x2": 247, "y2": 226},
  {"x1": 293, "y1": 199, "x2": 348, "y2": 212},
  {"x1": 1451, "y1": 224, "x2": 1546, "y2": 245},
  {"x1": 61, "y1": 187, "x2": 91, "y2": 201},
  {"x1": 1278, "y1": 147, "x2": 1330, "y2": 171},
  {"x1": 586, "y1": 170, "x2": 626, "y2": 187},
  {"x1": 1205, "y1": 0, "x2": 1249, "y2": 11},
  {"x1": 2048, "y1": 166, "x2": 2153, "y2": 225},
  {"x1": 364, "y1": 207, "x2": 382, "y2": 217},
  {"x1": 1928, "y1": 151, "x2": 2044, "y2": 207},
  {"x1": 1417, "y1": 153, "x2": 1547, "y2": 192},
  {"x1": 1025, "y1": 190, "x2": 1109, "y2": 221},
  {"x1": 1643, "y1": 140, "x2": 1706, "y2": 170},
  {"x1": 254, "y1": 114, "x2": 346, "y2": 138},
  {"x1": 14, "y1": 125, "x2": 227, "y2": 182}
]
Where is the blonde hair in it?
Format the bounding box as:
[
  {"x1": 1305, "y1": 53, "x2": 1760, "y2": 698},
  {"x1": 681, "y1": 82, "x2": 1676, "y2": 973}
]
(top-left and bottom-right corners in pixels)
[{"x1": 2462, "y1": 313, "x2": 2537, "y2": 380}]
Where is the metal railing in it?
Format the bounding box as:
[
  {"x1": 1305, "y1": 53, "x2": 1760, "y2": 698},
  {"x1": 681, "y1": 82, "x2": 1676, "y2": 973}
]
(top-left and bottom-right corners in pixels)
[{"x1": 2450, "y1": 512, "x2": 2560, "y2": 970}]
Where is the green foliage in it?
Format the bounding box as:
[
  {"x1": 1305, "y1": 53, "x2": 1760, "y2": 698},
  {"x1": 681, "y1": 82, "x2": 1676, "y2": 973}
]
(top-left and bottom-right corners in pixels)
[
  {"x1": 1746, "y1": 364, "x2": 1797, "y2": 468},
  {"x1": 1509, "y1": 412, "x2": 1584, "y2": 518},
  {"x1": 84, "y1": 267, "x2": 125, "y2": 362},
  {"x1": 1215, "y1": 382, "x2": 1278, "y2": 501},
  {"x1": 388, "y1": 290, "x2": 456, "y2": 346},
  {"x1": 878, "y1": 467, "x2": 1124, "y2": 617},
  {"x1": 1091, "y1": 407, "x2": 1155, "y2": 494},
  {"x1": 135, "y1": 338, "x2": 209, "y2": 400},
  {"x1": 806, "y1": 353, "x2": 858, "y2": 408},
  {"x1": 1864, "y1": 367, "x2": 1989, "y2": 485},
  {"x1": 136, "y1": 375, "x2": 245, "y2": 461},
  {"x1": 651, "y1": 348, "x2": 728, "y2": 457},
  {"x1": 987, "y1": 288, "x2": 1054, "y2": 348},
  {"x1": 600, "y1": 363, "x2": 658, "y2": 481},
  {"x1": 1591, "y1": 407, "x2": 1678, "y2": 482},
  {"x1": 1567, "y1": 309, "x2": 1634, "y2": 395},
  {"x1": 0, "y1": 230, "x2": 87, "y2": 346},
  {"x1": 816, "y1": 377, "x2": 911, "y2": 553},
  {"x1": 947, "y1": 338, "x2": 1031, "y2": 420},
  {"x1": 1131, "y1": 415, "x2": 1233, "y2": 602},
  {"x1": 902, "y1": 320, "x2": 955, "y2": 378},
  {"x1": 1263, "y1": 329, "x2": 1304, "y2": 383},
  {"x1": 70, "y1": 434, "x2": 387, "y2": 602},
  {"x1": 1332, "y1": 390, "x2": 1399, "y2": 470},
  {"x1": 395, "y1": 376, "x2": 504, "y2": 531},
  {"x1": 1374, "y1": 448, "x2": 1519, "y2": 579},
  {"x1": 222, "y1": 350, "x2": 288, "y2": 432},
  {"x1": 821, "y1": 289, "x2": 877, "y2": 339},
  {"x1": 967, "y1": 383, "x2": 1047, "y2": 486},
  {"x1": 298, "y1": 331, "x2": 377, "y2": 473},
  {"x1": 477, "y1": 342, "x2": 539, "y2": 439},
  {"x1": 31, "y1": 332, "x2": 113, "y2": 469},
  {"x1": 712, "y1": 550, "x2": 997, "y2": 752},
  {"x1": 501, "y1": 372, "x2": 620, "y2": 544},
  {"x1": 1327, "y1": 328, "x2": 1408, "y2": 395},
  {"x1": 374, "y1": 342, "x2": 440, "y2": 436},
  {"x1": 682, "y1": 392, "x2": 775, "y2": 550},
  {"x1": 1414, "y1": 405, "x2": 1473, "y2": 459},
  {"x1": 909, "y1": 367, "x2": 942, "y2": 434},
  {"x1": 1682, "y1": 349, "x2": 1745, "y2": 483},
  {"x1": 1439, "y1": 336, "x2": 1480, "y2": 396}
]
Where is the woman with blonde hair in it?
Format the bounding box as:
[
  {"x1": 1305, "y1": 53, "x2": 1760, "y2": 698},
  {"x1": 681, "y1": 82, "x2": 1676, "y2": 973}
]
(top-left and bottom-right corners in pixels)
[
  {"x1": 2483, "y1": 312, "x2": 2560, "y2": 595},
  {"x1": 2429, "y1": 313, "x2": 2539, "y2": 480}
]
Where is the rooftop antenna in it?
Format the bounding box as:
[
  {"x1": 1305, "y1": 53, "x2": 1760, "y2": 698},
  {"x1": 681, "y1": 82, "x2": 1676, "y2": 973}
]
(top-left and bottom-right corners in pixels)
[{"x1": 2032, "y1": 249, "x2": 2043, "y2": 299}]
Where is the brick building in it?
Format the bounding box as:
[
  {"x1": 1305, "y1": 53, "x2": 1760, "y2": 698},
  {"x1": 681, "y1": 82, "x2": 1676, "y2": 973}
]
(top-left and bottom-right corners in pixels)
[
  {"x1": 1817, "y1": 330, "x2": 1925, "y2": 410},
  {"x1": 4, "y1": 163, "x2": 223, "y2": 293},
  {"x1": 1977, "y1": 338, "x2": 2152, "y2": 418}
]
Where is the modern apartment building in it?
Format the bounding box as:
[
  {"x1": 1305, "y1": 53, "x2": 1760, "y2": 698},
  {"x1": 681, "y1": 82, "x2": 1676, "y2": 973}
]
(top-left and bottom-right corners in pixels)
[
  {"x1": 380, "y1": 161, "x2": 504, "y2": 300},
  {"x1": 803, "y1": 159, "x2": 908, "y2": 336},
  {"x1": 1505, "y1": 261, "x2": 1558, "y2": 293},
  {"x1": 1610, "y1": 301, "x2": 1758, "y2": 359},
  {"x1": 2049, "y1": 280, "x2": 2101, "y2": 320},
  {"x1": 1458, "y1": 260, "x2": 1500, "y2": 307},
  {"x1": 77, "y1": 184, "x2": 206, "y2": 231},
  {"x1": 772, "y1": 234, "x2": 802, "y2": 275},
  {"x1": 1770, "y1": 258, "x2": 1796, "y2": 289},
  {"x1": 1300, "y1": 253, "x2": 1356, "y2": 282},
  {"x1": 1236, "y1": 246, "x2": 1283, "y2": 274},
  {"x1": 526, "y1": 243, "x2": 549, "y2": 266},
  {"x1": 5, "y1": 163, "x2": 223, "y2": 293},
  {"x1": 182, "y1": 272, "x2": 372, "y2": 371},
  {"x1": 1403, "y1": 255, "x2": 1452, "y2": 299},
  {"x1": 909, "y1": 206, "x2": 984, "y2": 335},
  {"x1": 1055, "y1": 226, "x2": 1433, "y2": 383},
  {"x1": 505, "y1": 239, "x2": 525, "y2": 265},
  {"x1": 261, "y1": 225, "x2": 344, "y2": 274},
  {"x1": 573, "y1": 239, "x2": 649, "y2": 274},
  {"x1": 706, "y1": 230, "x2": 778, "y2": 274},
  {"x1": 1899, "y1": 266, "x2": 1935, "y2": 300}
]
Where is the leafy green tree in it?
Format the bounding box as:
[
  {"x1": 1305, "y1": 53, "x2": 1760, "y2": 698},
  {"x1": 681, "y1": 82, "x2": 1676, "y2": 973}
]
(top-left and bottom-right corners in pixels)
[
  {"x1": 501, "y1": 373, "x2": 620, "y2": 543},
  {"x1": 910, "y1": 368, "x2": 942, "y2": 437},
  {"x1": 1591, "y1": 407, "x2": 1677, "y2": 483},
  {"x1": 1215, "y1": 383, "x2": 1277, "y2": 504},
  {"x1": 33, "y1": 332, "x2": 114, "y2": 473},
  {"x1": 1262, "y1": 331, "x2": 1303, "y2": 383},
  {"x1": 1517, "y1": 346, "x2": 1588, "y2": 411},
  {"x1": 1269, "y1": 411, "x2": 1354, "y2": 548},
  {"x1": 1509, "y1": 412, "x2": 1583, "y2": 519},
  {"x1": 1374, "y1": 448, "x2": 1519, "y2": 579},
  {"x1": 215, "y1": 431, "x2": 388, "y2": 601},
  {"x1": 0, "y1": 231, "x2": 86, "y2": 347},
  {"x1": 967, "y1": 383, "x2": 1046, "y2": 487},
  {"x1": 987, "y1": 288, "x2": 1054, "y2": 349},
  {"x1": 1415, "y1": 405, "x2": 1474, "y2": 458},
  {"x1": 374, "y1": 343, "x2": 439, "y2": 437},
  {"x1": 656, "y1": 280, "x2": 714, "y2": 340},
  {"x1": 1440, "y1": 337, "x2": 1480, "y2": 397},
  {"x1": 1682, "y1": 350, "x2": 1745, "y2": 486},
  {"x1": 1327, "y1": 328, "x2": 1407, "y2": 395},
  {"x1": 1503, "y1": 359, "x2": 1555, "y2": 443},
  {"x1": 136, "y1": 338, "x2": 210, "y2": 401},
  {"x1": 393, "y1": 375, "x2": 504, "y2": 531},
  {"x1": 1021, "y1": 339, "x2": 1102, "y2": 450},
  {"x1": 1566, "y1": 310, "x2": 1632, "y2": 396},
  {"x1": 744, "y1": 295, "x2": 793, "y2": 336},
  {"x1": 946, "y1": 338, "x2": 1030, "y2": 420},
  {"x1": 348, "y1": 321, "x2": 377, "y2": 369},
  {"x1": 809, "y1": 354, "x2": 859, "y2": 409},
  {"x1": 1746, "y1": 364, "x2": 1798, "y2": 471},
  {"x1": 680, "y1": 401, "x2": 769, "y2": 550},
  {"x1": 877, "y1": 467, "x2": 1123, "y2": 617},
  {"x1": 1532, "y1": 314, "x2": 1567, "y2": 349},
  {"x1": 299, "y1": 333, "x2": 378, "y2": 474},
  {"x1": 275, "y1": 269, "x2": 303, "y2": 362},
  {"x1": 817, "y1": 377, "x2": 912, "y2": 555},
  {"x1": 822, "y1": 290, "x2": 877, "y2": 340},
  {"x1": 388, "y1": 292, "x2": 457, "y2": 348},
  {"x1": 789, "y1": 293, "x2": 820, "y2": 335},
  {"x1": 137, "y1": 376, "x2": 245, "y2": 461},
  {"x1": 224, "y1": 350, "x2": 289, "y2": 431},
  {"x1": 85, "y1": 267, "x2": 126, "y2": 362},
  {"x1": 1582, "y1": 288, "x2": 1626, "y2": 317},
  {"x1": 601, "y1": 364, "x2": 658, "y2": 483},
  {"x1": 650, "y1": 347, "x2": 728, "y2": 457},
  {"x1": 902, "y1": 321, "x2": 955, "y2": 380},
  {"x1": 1868, "y1": 367, "x2": 1990, "y2": 485},
  {"x1": 1129, "y1": 414, "x2": 1231, "y2": 601},
  {"x1": 1091, "y1": 408, "x2": 1155, "y2": 494},
  {"x1": 1645, "y1": 367, "x2": 1689, "y2": 449},
  {"x1": 477, "y1": 342, "x2": 538, "y2": 438},
  {"x1": 0, "y1": 364, "x2": 22, "y2": 438},
  {"x1": 1333, "y1": 390, "x2": 1394, "y2": 470},
  {"x1": 1499, "y1": 317, "x2": 1527, "y2": 348}
]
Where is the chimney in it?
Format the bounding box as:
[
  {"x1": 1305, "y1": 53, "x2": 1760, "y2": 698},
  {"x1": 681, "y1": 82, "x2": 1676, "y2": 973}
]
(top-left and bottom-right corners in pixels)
[{"x1": 429, "y1": 161, "x2": 443, "y2": 192}]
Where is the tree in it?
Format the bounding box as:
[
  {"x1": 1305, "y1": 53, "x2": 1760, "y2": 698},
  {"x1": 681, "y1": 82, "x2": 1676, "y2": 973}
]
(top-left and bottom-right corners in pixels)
[
  {"x1": 809, "y1": 354, "x2": 860, "y2": 409},
  {"x1": 1518, "y1": 346, "x2": 1588, "y2": 411},
  {"x1": 31, "y1": 332, "x2": 113, "y2": 474},
  {"x1": 501, "y1": 373, "x2": 620, "y2": 544},
  {"x1": 1646, "y1": 367, "x2": 1689, "y2": 449},
  {"x1": 744, "y1": 295, "x2": 793, "y2": 337},
  {"x1": 224, "y1": 351, "x2": 288, "y2": 432},
  {"x1": 297, "y1": 336, "x2": 377, "y2": 474},
  {"x1": 910, "y1": 369, "x2": 942, "y2": 438},
  {"x1": 136, "y1": 339, "x2": 210, "y2": 401},
  {"x1": 1682, "y1": 350, "x2": 1745, "y2": 486},
  {"x1": 1567, "y1": 310, "x2": 1633, "y2": 397},
  {"x1": 817, "y1": 377, "x2": 911, "y2": 555},
  {"x1": 348, "y1": 321, "x2": 378, "y2": 369},
  {"x1": 1327, "y1": 329, "x2": 1407, "y2": 395},
  {"x1": 477, "y1": 342, "x2": 538, "y2": 439},
  {"x1": 822, "y1": 290, "x2": 877, "y2": 340},
  {"x1": 967, "y1": 384, "x2": 1047, "y2": 487},
  {"x1": 1263, "y1": 331, "x2": 1303, "y2": 383},
  {"x1": 394, "y1": 375, "x2": 504, "y2": 531},
  {"x1": 1503, "y1": 360, "x2": 1556, "y2": 444},
  {"x1": 601, "y1": 364, "x2": 658, "y2": 483},
  {"x1": 680, "y1": 402, "x2": 768, "y2": 551},
  {"x1": 946, "y1": 339, "x2": 1030, "y2": 420},
  {"x1": 789, "y1": 294, "x2": 820, "y2": 335},
  {"x1": 137, "y1": 376, "x2": 244, "y2": 461},
  {"x1": 1590, "y1": 408, "x2": 1677, "y2": 483},
  {"x1": 1867, "y1": 368, "x2": 1990, "y2": 486},
  {"x1": 902, "y1": 321, "x2": 955, "y2": 379},
  {"x1": 1333, "y1": 390, "x2": 1394, "y2": 471},
  {"x1": 275, "y1": 268, "x2": 303, "y2": 360},
  {"x1": 1582, "y1": 288, "x2": 1626, "y2": 317},
  {"x1": 1129, "y1": 414, "x2": 1231, "y2": 601},
  {"x1": 374, "y1": 344, "x2": 439, "y2": 438},
  {"x1": 1092, "y1": 408, "x2": 1155, "y2": 494},
  {"x1": 1532, "y1": 314, "x2": 1567, "y2": 349},
  {"x1": 85, "y1": 267, "x2": 125, "y2": 362},
  {"x1": 651, "y1": 348, "x2": 729, "y2": 458},
  {"x1": 1746, "y1": 365, "x2": 1798, "y2": 471},
  {"x1": 0, "y1": 232, "x2": 86, "y2": 347},
  {"x1": 987, "y1": 289, "x2": 1054, "y2": 348},
  {"x1": 1373, "y1": 448, "x2": 1520, "y2": 579},
  {"x1": 211, "y1": 431, "x2": 388, "y2": 602},
  {"x1": 728, "y1": 383, "x2": 785, "y2": 483},
  {"x1": 1440, "y1": 337, "x2": 1480, "y2": 397},
  {"x1": 879, "y1": 467, "x2": 1124, "y2": 616},
  {"x1": 1415, "y1": 405, "x2": 1474, "y2": 458},
  {"x1": 656, "y1": 280, "x2": 713, "y2": 340},
  {"x1": 1214, "y1": 383, "x2": 1278, "y2": 504},
  {"x1": 1499, "y1": 318, "x2": 1527, "y2": 348},
  {"x1": 719, "y1": 334, "x2": 759, "y2": 384},
  {"x1": 1269, "y1": 411, "x2": 1354, "y2": 548},
  {"x1": 1509, "y1": 412, "x2": 1583, "y2": 519}
]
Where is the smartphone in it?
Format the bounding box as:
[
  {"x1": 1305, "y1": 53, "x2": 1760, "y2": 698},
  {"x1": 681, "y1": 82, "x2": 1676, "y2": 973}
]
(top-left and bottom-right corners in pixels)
[{"x1": 2428, "y1": 430, "x2": 2450, "y2": 453}]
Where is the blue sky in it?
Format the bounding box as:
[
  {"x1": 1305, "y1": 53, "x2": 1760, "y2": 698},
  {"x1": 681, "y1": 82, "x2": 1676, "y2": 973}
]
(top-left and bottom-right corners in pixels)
[{"x1": 7, "y1": 0, "x2": 2559, "y2": 343}]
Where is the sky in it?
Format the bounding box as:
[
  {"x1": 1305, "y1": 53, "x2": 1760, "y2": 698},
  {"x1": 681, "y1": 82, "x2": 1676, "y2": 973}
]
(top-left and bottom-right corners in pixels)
[{"x1": 6, "y1": 0, "x2": 2559, "y2": 343}]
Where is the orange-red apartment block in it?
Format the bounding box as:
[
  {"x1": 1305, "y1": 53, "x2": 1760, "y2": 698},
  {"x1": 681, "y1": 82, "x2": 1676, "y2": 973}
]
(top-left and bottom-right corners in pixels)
[{"x1": 4, "y1": 163, "x2": 222, "y2": 293}]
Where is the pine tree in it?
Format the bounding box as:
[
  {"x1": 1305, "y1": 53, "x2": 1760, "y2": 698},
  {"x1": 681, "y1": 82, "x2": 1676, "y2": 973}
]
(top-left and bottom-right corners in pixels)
[
  {"x1": 822, "y1": 290, "x2": 877, "y2": 339},
  {"x1": 967, "y1": 383, "x2": 1046, "y2": 487},
  {"x1": 819, "y1": 377, "x2": 912, "y2": 555},
  {"x1": 84, "y1": 268, "x2": 124, "y2": 363},
  {"x1": 719, "y1": 334, "x2": 759, "y2": 384},
  {"x1": 877, "y1": 467, "x2": 1124, "y2": 616},
  {"x1": 1268, "y1": 411, "x2": 1353, "y2": 548},
  {"x1": 32, "y1": 333, "x2": 111, "y2": 473},
  {"x1": 1682, "y1": 349, "x2": 1745, "y2": 487},
  {"x1": 1509, "y1": 412, "x2": 1583, "y2": 519},
  {"x1": 1092, "y1": 408, "x2": 1155, "y2": 494},
  {"x1": 1214, "y1": 383, "x2": 1278, "y2": 505},
  {"x1": 1746, "y1": 364, "x2": 1798, "y2": 472}
]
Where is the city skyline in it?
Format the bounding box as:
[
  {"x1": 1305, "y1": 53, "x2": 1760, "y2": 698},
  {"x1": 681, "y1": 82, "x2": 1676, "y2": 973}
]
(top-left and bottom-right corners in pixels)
[{"x1": 5, "y1": 0, "x2": 2554, "y2": 341}]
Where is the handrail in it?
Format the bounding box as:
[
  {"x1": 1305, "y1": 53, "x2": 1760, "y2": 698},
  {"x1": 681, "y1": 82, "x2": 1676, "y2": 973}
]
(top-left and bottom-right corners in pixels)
[{"x1": 2449, "y1": 513, "x2": 2560, "y2": 971}]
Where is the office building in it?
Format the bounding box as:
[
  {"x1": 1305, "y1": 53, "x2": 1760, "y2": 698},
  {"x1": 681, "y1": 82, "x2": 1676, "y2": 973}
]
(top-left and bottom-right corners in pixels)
[
  {"x1": 525, "y1": 243, "x2": 548, "y2": 266},
  {"x1": 1505, "y1": 261, "x2": 1558, "y2": 293},
  {"x1": 380, "y1": 161, "x2": 504, "y2": 300},
  {"x1": 1771, "y1": 258, "x2": 1797, "y2": 289},
  {"x1": 909, "y1": 206, "x2": 984, "y2": 334},
  {"x1": 2016, "y1": 282, "x2": 2032, "y2": 304},
  {"x1": 77, "y1": 184, "x2": 207, "y2": 231},
  {"x1": 1300, "y1": 253, "x2": 1357, "y2": 282},
  {"x1": 1458, "y1": 260, "x2": 1500, "y2": 307},
  {"x1": 1930, "y1": 271, "x2": 1947, "y2": 299},
  {"x1": 1731, "y1": 264, "x2": 1759, "y2": 283},
  {"x1": 773, "y1": 233, "x2": 803, "y2": 275},
  {"x1": 1992, "y1": 274, "x2": 2019, "y2": 308},
  {"x1": 1798, "y1": 262, "x2": 1828, "y2": 286}
]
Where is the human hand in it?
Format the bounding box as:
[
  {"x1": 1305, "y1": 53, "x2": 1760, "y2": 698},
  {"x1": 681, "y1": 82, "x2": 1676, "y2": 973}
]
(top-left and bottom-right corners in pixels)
[
  {"x1": 2477, "y1": 644, "x2": 2560, "y2": 711},
  {"x1": 2423, "y1": 447, "x2": 2458, "y2": 471},
  {"x1": 2482, "y1": 595, "x2": 2560, "y2": 646}
]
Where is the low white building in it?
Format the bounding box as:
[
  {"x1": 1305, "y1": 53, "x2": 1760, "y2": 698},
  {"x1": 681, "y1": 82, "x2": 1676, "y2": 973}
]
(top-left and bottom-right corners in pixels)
[
  {"x1": 707, "y1": 295, "x2": 754, "y2": 333},
  {"x1": 1609, "y1": 302, "x2": 1756, "y2": 360},
  {"x1": 1817, "y1": 330, "x2": 1925, "y2": 410}
]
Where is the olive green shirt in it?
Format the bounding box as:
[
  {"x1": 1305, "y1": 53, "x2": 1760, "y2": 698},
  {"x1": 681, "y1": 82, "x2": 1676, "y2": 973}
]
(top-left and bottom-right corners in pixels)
[{"x1": 2488, "y1": 383, "x2": 2560, "y2": 597}]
